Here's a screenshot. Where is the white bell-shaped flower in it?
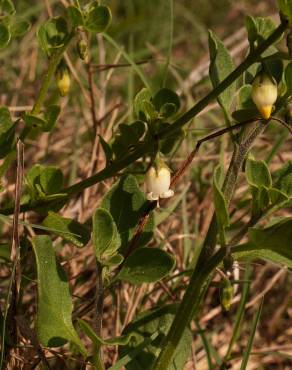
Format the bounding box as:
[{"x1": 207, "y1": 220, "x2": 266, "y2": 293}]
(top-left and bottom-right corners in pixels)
[
  {"x1": 251, "y1": 73, "x2": 277, "y2": 119},
  {"x1": 146, "y1": 165, "x2": 174, "y2": 202}
]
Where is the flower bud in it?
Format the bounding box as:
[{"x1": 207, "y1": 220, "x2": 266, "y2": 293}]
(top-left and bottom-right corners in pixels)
[
  {"x1": 56, "y1": 63, "x2": 71, "y2": 97},
  {"x1": 146, "y1": 163, "x2": 174, "y2": 202},
  {"x1": 251, "y1": 73, "x2": 277, "y2": 119},
  {"x1": 220, "y1": 277, "x2": 233, "y2": 312},
  {"x1": 77, "y1": 39, "x2": 88, "y2": 62}
]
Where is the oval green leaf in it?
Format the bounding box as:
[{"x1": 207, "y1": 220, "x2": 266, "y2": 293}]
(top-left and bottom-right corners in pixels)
[
  {"x1": 31, "y1": 235, "x2": 86, "y2": 355},
  {"x1": 118, "y1": 247, "x2": 175, "y2": 284}
]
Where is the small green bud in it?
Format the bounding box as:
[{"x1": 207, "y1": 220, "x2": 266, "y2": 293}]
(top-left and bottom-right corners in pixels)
[
  {"x1": 77, "y1": 39, "x2": 88, "y2": 61},
  {"x1": 220, "y1": 277, "x2": 233, "y2": 312},
  {"x1": 56, "y1": 62, "x2": 71, "y2": 97},
  {"x1": 251, "y1": 73, "x2": 277, "y2": 119}
]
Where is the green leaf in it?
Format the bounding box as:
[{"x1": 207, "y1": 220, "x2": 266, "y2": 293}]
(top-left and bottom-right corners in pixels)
[
  {"x1": 0, "y1": 22, "x2": 10, "y2": 48},
  {"x1": 118, "y1": 247, "x2": 175, "y2": 284},
  {"x1": 92, "y1": 208, "x2": 120, "y2": 260},
  {"x1": 232, "y1": 84, "x2": 258, "y2": 122},
  {"x1": 134, "y1": 88, "x2": 156, "y2": 121},
  {"x1": 249, "y1": 217, "x2": 292, "y2": 255},
  {"x1": 43, "y1": 105, "x2": 61, "y2": 132},
  {"x1": 103, "y1": 253, "x2": 124, "y2": 267},
  {"x1": 278, "y1": 0, "x2": 292, "y2": 25},
  {"x1": 43, "y1": 211, "x2": 90, "y2": 247},
  {"x1": 213, "y1": 166, "x2": 229, "y2": 228},
  {"x1": 240, "y1": 298, "x2": 263, "y2": 370},
  {"x1": 0, "y1": 0, "x2": 15, "y2": 16},
  {"x1": 78, "y1": 319, "x2": 138, "y2": 346},
  {"x1": 152, "y1": 88, "x2": 180, "y2": 118},
  {"x1": 39, "y1": 166, "x2": 64, "y2": 194},
  {"x1": 234, "y1": 217, "x2": 292, "y2": 267},
  {"x1": 101, "y1": 175, "x2": 154, "y2": 253},
  {"x1": 10, "y1": 20, "x2": 31, "y2": 37},
  {"x1": 284, "y1": 62, "x2": 292, "y2": 96},
  {"x1": 31, "y1": 236, "x2": 86, "y2": 354},
  {"x1": 245, "y1": 16, "x2": 276, "y2": 46},
  {"x1": 257, "y1": 186, "x2": 270, "y2": 210},
  {"x1": 273, "y1": 161, "x2": 292, "y2": 196},
  {"x1": 234, "y1": 242, "x2": 292, "y2": 268},
  {"x1": 0, "y1": 106, "x2": 15, "y2": 158},
  {"x1": 67, "y1": 6, "x2": 84, "y2": 27},
  {"x1": 112, "y1": 121, "x2": 146, "y2": 158},
  {"x1": 245, "y1": 158, "x2": 272, "y2": 188},
  {"x1": 84, "y1": 4, "x2": 112, "y2": 33},
  {"x1": 37, "y1": 17, "x2": 69, "y2": 54},
  {"x1": 268, "y1": 188, "x2": 288, "y2": 205},
  {"x1": 119, "y1": 305, "x2": 192, "y2": 370},
  {"x1": 208, "y1": 30, "x2": 236, "y2": 114},
  {"x1": 99, "y1": 135, "x2": 113, "y2": 166},
  {"x1": 23, "y1": 113, "x2": 47, "y2": 128}
]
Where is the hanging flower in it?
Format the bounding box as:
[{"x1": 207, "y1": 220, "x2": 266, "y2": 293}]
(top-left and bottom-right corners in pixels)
[
  {"x1": 146, "y1": 162, "x2": 174, "y2": 204},
  {"x1": 56, "y1": 63, "x2": 71, "y2": 97},
  {"x1": 251, "y1": 73, "x2": 277, "y2": 119}
]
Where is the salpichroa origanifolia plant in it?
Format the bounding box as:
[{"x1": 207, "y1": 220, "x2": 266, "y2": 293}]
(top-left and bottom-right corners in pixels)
[{"x1": 0, "y1": 0, "x2": 292, "y2": 369}]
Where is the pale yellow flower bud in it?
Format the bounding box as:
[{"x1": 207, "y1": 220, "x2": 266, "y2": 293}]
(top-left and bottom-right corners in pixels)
[
  {"x1": 56, "y1": 67, "x2": 71, "y2": 97},
  {"x1": 251, "y1": 73, "x2": 277, "y2": 119}
]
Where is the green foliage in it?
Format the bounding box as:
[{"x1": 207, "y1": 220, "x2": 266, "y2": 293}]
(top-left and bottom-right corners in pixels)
[
  {"x1": 43, "y1": 211, "x2": 90, "y2": 247},
  {"x1": 232, "y1": 84, "x2": 258, "y2": 121},
  {"x1": 134, "y1": 88, "x2": 157, "y2": 122},
  {"x1": 278, "y1": 0, "x2": 292, "y2": 25},
  {"x1": 84, "y1": 3, "x2": 112, "y2": 33},
  {"x1": 0, "y1": 0, "x2": 30, "y2": 48},
  {"x1": 10, "y1": 20, "x2": 30, "y2": 37},
  {"x1": 23, "y1": 108, "x2": 62, "y2": 133},
  {"x1": 78, "y1": 319, "x2": 138, "y2": 346},
  {"x1": 92, "y1": 208, "x2": 121, "y2": 261},
  {"x1": 245, "y1": 158, "x2": 292, "y2": 218},
  {"x1": 208, "y1": 30, "x2": 236, "y2": 114},
  {"x1": 0, "y1": 0, "x2": 15, "y2": 16},
  {"x1": 37, "y1": 17, "x2": 69, "y2": 55},
  {"x1": 152, "y1": 88, "x2": 180, "y2": 118},
  {"x1": 111, "y1": 121, "x2": 145, "y2": 159},
  {"x1": 245, "y1": 16, "x2": 276, "y2": 47},
  {"x1": 0, "y1": 22, "x2": 10, "y2": 48},
  {"x1": 0, "y1": 106, "x2": 15, "y2": 158},
  {"x1": 284, "y1": 62, "x2": 292, "y2": 96},
  {"x1": 24, "y1": 164, "x2": 66, "y2": 214},
  {"x1": 245, "y1": 157, "x2": 272, "y2": 188},
  {"x1": 117, "y1": 247, "x2": 175, "y2": 284},
  {"x1": 100, "y1": 175, "x2": 154, "y2": 253},
  {"x1": 273, "y1": 161, "x2": 292, "y2": 196},
  {"x1": 119, "y1": 305, "x2": 192, "y2": 370},
  {"x1": 213, "y1": 166, "x2": 229, "y2": 229},
  {"x1": 31, "y1": 236, "x2": 86, "y2": 354},
  {"x1": 67, "y1": 6, "x2": 84, "y2": 27},
  {"x1": 234, "y1": 218, "x2": 292, "y2": 268}
]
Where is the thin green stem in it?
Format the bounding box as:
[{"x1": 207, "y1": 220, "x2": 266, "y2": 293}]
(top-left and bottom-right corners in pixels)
[{"x1": 161, "y1": 0, "x2": 174, "y2": 87}]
